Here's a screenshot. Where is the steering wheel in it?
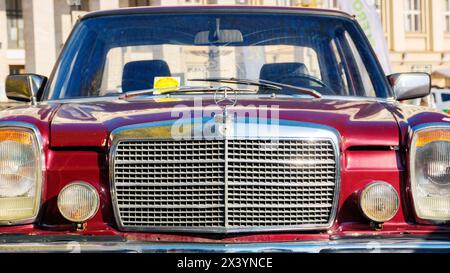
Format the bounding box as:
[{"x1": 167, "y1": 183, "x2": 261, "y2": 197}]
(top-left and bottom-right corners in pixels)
[{"x1": 274, "y1": 74, "x2": 336, "y2": 95}]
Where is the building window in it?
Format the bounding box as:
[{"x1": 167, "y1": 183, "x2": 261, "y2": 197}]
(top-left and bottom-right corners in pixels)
[
  {"x1": 9, "y1": 65, "x2": 25, "y2": 75},
  {"x1": 321, "y1": 0, "x2": 339, "y2": 9},
  {"x1": 79, "y1": 0, "x2": 90, "y2": 11},
  {"x1": 181, "y1": 0, "x2": 202, "y2": 4},
  {"x1": 404, "y1": 0, "x2": 422, "y2": 32},
  {"x1": 445, "y1": 0, "x2": 450, "y2": 32},
  {"x1": 5, "y1": 0, "x2": 24, "y2": 49},
  {"x1": 275, "y1": 0, "x2": 292, "y2": 6},
  {"x1": 129, "y1": 0, "x2": 152, "y2": 6}
]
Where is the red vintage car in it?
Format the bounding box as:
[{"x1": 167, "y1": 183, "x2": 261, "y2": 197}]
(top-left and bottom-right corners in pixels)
[{"x1": 0, "y1": 6, "x2": 449, "y2": 253}]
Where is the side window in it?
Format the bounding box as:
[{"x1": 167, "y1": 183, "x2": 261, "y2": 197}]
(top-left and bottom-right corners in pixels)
[{"x1": 341, "y1": 32, "x2": 377, "y2": 97}]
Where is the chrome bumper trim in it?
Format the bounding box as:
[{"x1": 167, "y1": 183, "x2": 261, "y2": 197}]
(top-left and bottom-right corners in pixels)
[{"x1": 0, "y1": 237, "x2": 449, "y2": 253}]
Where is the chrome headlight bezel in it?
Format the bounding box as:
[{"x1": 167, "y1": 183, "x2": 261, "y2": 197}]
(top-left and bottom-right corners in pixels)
[
  {"x1": 0, "y1": 122, "x2": 45, "y2": 226},
  {"x1": 410, "y1": 123, "x2": 450, "y2": 224}
]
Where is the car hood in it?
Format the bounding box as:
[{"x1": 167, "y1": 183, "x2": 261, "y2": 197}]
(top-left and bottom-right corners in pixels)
[{"x1": 49, "y1": 97, "x2": 400, "y2": 149}]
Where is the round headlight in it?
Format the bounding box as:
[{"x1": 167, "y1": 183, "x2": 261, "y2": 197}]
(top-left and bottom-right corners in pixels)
[
  {"x1": 0, "y1": 128, "x2": 42, "y2": 223},
  {"x1": 0, "y1": 140, "x2": 36, "y2": 197},
  {"x1": 360, "y1": 182, "x2": 399, "y2": 223},
  {"x1": 57, "y1": 182, "x2": 99, "y2": 223},
  {"x1": 412, "y1": 128, "x2": 450, "y2": 221},
  {"x1": 419, "y1": 142, "x2": 450, "y2": 186}
]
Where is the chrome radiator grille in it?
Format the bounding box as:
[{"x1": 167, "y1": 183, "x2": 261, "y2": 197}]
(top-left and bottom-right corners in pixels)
[{"x1": 112, "y1": 139, "x2": 338, "y2": 232}]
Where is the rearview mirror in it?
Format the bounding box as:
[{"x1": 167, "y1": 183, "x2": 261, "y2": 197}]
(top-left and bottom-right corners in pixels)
[
  {"x1": 5, "y1": 74, "x2": 47, "y2": 104},
  {"x1": 387, "y1": 73, "x2": 431, "y2": 101},
  {"x1": 194, "y1": 29, "x2": 244, "y2": 45}
]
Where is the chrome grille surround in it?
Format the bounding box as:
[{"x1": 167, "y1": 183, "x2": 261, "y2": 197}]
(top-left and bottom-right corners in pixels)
[{"x1": 109, "y1": 122, "x2": 340, "y2": 233}]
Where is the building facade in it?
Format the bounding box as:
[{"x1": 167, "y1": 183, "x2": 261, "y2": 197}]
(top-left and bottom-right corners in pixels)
[{"x1": 0, "y1": 0, "x2": 449, "y2": 101}]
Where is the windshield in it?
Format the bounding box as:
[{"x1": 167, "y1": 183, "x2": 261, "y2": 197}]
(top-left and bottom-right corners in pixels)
[{"x1": 44, "y1": 12, "x2": 390, "y2": 100}]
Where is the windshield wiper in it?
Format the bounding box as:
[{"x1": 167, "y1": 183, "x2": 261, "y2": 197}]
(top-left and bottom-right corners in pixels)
[
  {"x1": 189, "y1": 78, "x2": 282, "y2": 91},
  {"x1": 119, "y1": 86, "x2": 215, "y2": 100},
  {"x1": 188, "y1": 78, "x2": 322, "y2": 99},
  {"x1": 119, "y1": 86, "x2": 256, "y2": 100},
  {"x1": 120, "y1": 77, "x2": 322, "y2": 100}
]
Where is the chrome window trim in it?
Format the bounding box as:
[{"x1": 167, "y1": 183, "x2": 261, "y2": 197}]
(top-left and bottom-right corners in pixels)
[
  {"x1": 409, "y1": 122, "x2": 450, "y2": 225},
  {"x1": 108, "y1": 121, "x2": 341, "y2": 233},
  {"x1": 0, "y1": 121, "x2": 45, "y2": 226}
]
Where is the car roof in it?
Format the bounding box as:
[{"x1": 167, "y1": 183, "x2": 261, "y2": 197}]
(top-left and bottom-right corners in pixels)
[{"x1": 81, "y1": 5, "x2": 355, "y2": 21}]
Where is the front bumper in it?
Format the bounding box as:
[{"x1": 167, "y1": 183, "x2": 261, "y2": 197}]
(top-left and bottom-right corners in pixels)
[{"x1": 0, "y1": 236, "x2": 449, "y2": 253}]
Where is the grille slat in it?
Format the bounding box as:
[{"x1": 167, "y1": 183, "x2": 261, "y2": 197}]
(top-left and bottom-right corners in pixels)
[{"x1": 113, "y1": 138, "x2": 338, "y2": 231}]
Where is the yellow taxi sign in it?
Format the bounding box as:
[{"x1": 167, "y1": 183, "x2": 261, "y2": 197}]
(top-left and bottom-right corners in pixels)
[
  {"x1": 154, "y1": 98, "x2": 180, "y2": 103},
  {"x1": 153, "y1": 77, "x2": 181, "y2": 94}
]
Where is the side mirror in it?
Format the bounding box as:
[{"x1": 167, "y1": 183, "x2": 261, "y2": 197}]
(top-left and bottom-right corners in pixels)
[
  {"x1": 5, "y1": 74, "x2": 47, "y2": 104},
  {"x1": 387, "y1": 72, "x2": 431, "y2": 101}
]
